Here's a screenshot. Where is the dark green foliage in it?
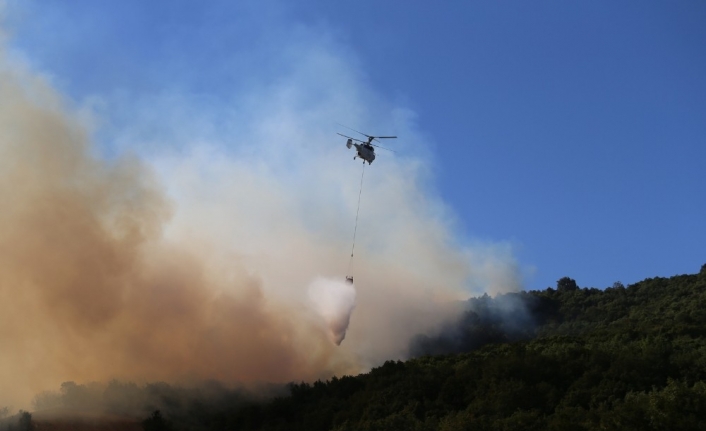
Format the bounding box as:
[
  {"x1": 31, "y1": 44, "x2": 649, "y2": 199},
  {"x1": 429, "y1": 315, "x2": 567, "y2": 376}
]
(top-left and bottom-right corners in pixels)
[
  {"x1": 139, "y1": 268, "x2": 706, "y2": 430},
  {"x1": 557, "y1": 276, "x2": 580, "y2": 292}
]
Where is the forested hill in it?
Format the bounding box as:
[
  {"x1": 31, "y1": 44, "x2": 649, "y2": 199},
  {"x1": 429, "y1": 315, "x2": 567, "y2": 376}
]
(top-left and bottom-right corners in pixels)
[
  {"x1": 21, "y1": 265, "x2": 706, "y2": 431},
  {"x1": 411, "y1": 267, "x2": 706, "y2": 357},
  {"x1": 175, "y1": 266, "x2": 705, "y2": 431}
]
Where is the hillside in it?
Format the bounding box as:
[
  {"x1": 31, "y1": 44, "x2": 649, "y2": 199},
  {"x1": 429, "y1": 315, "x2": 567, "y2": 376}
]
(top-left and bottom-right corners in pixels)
[
  {"x1": 16, "y1": 265, "x2": 706, "y2": 431},
  {"x1": 175, "y1": 265, "x2": 706, "y2": 431}
]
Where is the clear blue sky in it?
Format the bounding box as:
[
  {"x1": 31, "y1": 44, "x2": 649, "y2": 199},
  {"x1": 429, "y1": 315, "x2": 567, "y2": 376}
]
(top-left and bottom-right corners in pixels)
[{"x1": 4, "y1": 1, "x2": 705, "y2": 290}]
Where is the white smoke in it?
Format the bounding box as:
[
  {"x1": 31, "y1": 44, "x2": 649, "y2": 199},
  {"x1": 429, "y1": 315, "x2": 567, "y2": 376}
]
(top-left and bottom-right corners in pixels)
[{"x1": 308, "y1": 277, "x2": 357, "y2": 345}]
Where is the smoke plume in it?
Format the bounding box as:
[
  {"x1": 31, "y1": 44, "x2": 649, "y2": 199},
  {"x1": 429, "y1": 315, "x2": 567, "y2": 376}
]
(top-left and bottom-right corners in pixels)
[{"x1": 0, "y1": 15, "x2": 522, "y2": 410}]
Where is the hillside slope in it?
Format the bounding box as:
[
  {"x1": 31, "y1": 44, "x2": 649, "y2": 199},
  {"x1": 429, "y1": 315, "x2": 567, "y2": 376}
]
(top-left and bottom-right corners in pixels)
[
  {"x1": 193, "y1": 266, "x2": 706, "y2": 431},
  {"x1": 20, "y1": 265, "x2": 706, "y2": 431}
]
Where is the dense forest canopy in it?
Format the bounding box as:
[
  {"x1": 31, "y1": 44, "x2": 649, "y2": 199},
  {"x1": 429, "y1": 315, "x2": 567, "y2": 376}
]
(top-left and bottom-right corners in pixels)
[{"x1": 8, "y1": 264, "x2": 706, "y2": 431}]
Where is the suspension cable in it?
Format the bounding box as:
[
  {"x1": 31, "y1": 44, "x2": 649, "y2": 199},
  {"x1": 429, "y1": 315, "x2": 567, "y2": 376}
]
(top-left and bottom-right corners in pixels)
[{"x1": 347, "y1": 162, "x2": 366, "y2": 277}]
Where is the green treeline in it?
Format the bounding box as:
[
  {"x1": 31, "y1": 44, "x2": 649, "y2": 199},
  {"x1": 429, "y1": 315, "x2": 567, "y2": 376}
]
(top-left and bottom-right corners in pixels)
[{"x1": 176, "y1": 266, "x2": 706, "y2": 430}]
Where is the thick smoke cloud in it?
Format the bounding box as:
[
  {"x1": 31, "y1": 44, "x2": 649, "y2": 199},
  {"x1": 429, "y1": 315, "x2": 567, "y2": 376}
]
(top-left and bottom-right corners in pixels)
[
  {"x1": 0, "y1": 59, "x2": 336, "y2": 408},
  {"x1": 0, "y1": 16, "x2": 522, "y2": 410}
]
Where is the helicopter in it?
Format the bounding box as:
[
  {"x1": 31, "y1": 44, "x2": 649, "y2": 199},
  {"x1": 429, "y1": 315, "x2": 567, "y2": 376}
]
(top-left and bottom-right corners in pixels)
[{"x1": 337, "y1": 125, "x2": 397, "y2": 165}]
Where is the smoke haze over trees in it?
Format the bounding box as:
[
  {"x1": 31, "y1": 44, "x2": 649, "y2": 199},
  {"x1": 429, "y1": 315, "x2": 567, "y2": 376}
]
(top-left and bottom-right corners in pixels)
[
  {"x1": 2, "y1": 4, "x2": 704, "y2": 429},
  {"x1": 18, "y1": 266, "x2": 706, "y2": 430}
]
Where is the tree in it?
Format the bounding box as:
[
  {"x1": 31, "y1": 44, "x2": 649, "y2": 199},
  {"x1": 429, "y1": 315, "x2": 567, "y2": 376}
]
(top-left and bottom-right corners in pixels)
[
  {"x1": 556, "y1": 277, "x2": 579, "y2": 292},
  {"x1": 612, "y1": 281, "x2": 625, "y2": 290}
]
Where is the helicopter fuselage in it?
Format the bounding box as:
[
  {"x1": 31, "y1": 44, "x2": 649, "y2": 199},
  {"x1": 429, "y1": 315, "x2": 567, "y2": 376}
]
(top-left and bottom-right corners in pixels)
[
  {"x1": 346, "y1": 138, "x2": 375, "y2": 164},
  {"x1": 353, "y1": 143, "x2": 375, "y2": 164}
]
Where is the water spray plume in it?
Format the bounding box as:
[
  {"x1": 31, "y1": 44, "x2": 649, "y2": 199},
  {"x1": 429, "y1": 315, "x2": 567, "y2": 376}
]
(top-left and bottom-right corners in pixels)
[{"x1": 308, "y1": 277, "x2": 357, "y2": 346}]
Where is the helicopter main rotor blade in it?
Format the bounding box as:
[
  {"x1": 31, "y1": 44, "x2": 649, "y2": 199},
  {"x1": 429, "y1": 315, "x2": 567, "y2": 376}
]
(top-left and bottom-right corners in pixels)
[
  {"x1": 371, "y1": 136, "x2": 397, "y2": 144},
  {"x1": 336, "y1": 123, "x2": 373, "y2": 139},
  {"x1": 336, "y1": 133, "x2": 365, "y2": 143},
  {"x1": 336, "y1": 123, "x2": 398, "y2": 146}
]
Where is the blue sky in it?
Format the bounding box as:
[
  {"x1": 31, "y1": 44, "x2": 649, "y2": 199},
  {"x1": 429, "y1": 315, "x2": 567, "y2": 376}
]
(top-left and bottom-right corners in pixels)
[{"x1": 3, "y1": 0, "x2": 705, "y2": 291}]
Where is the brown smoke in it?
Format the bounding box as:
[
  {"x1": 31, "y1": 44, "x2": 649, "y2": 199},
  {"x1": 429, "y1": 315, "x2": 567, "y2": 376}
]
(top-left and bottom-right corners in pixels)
[
  {"x1": 0, "y1": 60, "x2": 343, "y2": 409},
  {"x1": 0, "y1": 33, "x2": 522, "y2": 410}
]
